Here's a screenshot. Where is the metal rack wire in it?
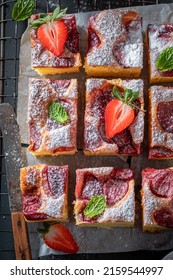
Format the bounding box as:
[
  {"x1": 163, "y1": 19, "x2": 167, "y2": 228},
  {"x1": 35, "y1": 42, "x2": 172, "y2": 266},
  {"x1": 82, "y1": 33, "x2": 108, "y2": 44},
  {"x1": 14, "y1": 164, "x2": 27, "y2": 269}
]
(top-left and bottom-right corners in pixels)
[{"x1": 0, "y1": 0, "x2": 172, "y2": 260}]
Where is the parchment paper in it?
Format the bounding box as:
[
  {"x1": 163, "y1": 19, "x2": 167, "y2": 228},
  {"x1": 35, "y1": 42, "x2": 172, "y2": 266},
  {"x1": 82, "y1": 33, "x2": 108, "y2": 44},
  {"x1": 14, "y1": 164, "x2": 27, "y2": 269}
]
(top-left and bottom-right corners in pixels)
[{"x1": 18, "y1": 4, "x2": 173, "y2": 259}]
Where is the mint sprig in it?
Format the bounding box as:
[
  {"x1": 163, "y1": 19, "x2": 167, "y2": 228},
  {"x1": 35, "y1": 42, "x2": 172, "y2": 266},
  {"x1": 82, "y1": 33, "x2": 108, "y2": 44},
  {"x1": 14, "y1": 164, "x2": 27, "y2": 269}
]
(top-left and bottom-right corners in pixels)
[
  {"x1": 30, "y1": 6, "x2": 67, "y2": 29},
  {"x1": 12, "y1": 0, "x2": 35, "y2": 21},
  {"x1": 156, "y1": 47, "x2": 173, "y2": 72},
  {"x1": 84, "y1": 195, "x2": 106, "y2": 218},
  {"x1": 48, "y1": 102, "x2": 69, "y2": 124}
]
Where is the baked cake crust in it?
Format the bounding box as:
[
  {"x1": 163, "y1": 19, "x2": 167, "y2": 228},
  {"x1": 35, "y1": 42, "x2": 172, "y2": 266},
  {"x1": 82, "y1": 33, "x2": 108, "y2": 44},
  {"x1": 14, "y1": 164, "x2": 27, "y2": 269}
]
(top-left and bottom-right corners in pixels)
[
  {"x1": 141, "y1": 168, "x2": 173, "y2": 231},
  {"x1": 30, "y1": 14, "x2": 82, "y2": 75},
  {"x1": 74, "y1": 167, "x2": 135, "y2": 227},
  {"x1": 84, "y1": 78, "x2": 144, "y2": 156},
  {"x1": 149, "y1": 86, "x2": 173, "y2": 159},
  {"x1": 147, "y1": 24, "x2": 173, "y2": 84},
  {"x1": 28, "y1": 78, "x2": 78, "y2": 156},
  {"x1": 84, "y1": 9, "x2": 143, "y2": 77},
  {"x1": 20, "y1": 164, "x2": 68, "y2": 222}
]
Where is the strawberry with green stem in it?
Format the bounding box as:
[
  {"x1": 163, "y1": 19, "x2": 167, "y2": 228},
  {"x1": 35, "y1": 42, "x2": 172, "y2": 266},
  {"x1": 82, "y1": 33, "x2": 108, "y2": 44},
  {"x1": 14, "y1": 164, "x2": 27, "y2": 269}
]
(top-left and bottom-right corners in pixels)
[
  {"x1": 105, "y1": 86, "x2": 143, "y2": 139},
  {"x1": 30, "y1": 6, "x2": 68, "y2": 57},
  {"x1": 38, "y1": 222, "x2": 79, "y2": 254}
]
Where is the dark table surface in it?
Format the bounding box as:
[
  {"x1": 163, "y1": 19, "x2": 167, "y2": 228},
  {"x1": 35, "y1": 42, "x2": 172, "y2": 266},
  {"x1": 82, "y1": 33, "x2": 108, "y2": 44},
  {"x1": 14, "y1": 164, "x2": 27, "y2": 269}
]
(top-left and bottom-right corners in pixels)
[{"x1": 0, "y1": 0, "x2": 173, "y2": 260}]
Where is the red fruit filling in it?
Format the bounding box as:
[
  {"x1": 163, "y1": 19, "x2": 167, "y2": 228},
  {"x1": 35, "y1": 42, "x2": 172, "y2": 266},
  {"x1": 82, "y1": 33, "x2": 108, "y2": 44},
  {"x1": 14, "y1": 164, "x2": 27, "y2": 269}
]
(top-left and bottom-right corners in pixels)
[
  {"x1": 153, "y1": 207, "x2": 173, "y2": 228},
  {"x1": 88, "y1": 16, "x2": 101, "y2": 52},
  {"x1": 157, "y1": 101, "x2": 173, "y2": 133},
  {"x1": 23, "y1": 193, "x2": 47, "y2": 220},
  {"x1": 47, "y1": 166, "x2": 67, "y2": 197},
  {"x1": 81, "y1": 174, "x2": 104, "y2": 199},
  {"x1": 103, "y1": 179, "x2": 128, "y2": 206},
  {"x1": 23, "y1": 166, "x2": 67, "y2": 220},
  {"x1": 148, "y1": 169, "x2": 173, "y2": 198},
  {"x1": 149, "y1": 147, "x2": 173, "y2": 159},
  {"x1": 63, "y1": 16, "x2": 79, "y2": 53}
]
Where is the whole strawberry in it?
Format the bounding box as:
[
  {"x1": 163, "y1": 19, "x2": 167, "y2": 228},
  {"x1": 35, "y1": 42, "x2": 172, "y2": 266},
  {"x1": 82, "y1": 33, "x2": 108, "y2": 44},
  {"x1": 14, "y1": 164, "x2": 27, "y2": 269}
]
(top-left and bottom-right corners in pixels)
[{"x1": 38, "y1": 222, "x2": 79, "y2": 254}]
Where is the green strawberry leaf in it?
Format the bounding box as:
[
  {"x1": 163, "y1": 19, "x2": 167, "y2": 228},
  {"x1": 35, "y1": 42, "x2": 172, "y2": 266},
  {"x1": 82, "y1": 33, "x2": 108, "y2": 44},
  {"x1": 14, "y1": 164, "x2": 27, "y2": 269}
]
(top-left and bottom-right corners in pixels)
[
  {"x1": 29, "y1": 6, "x2": 67, "y2": 29},
  {"x1": 156, "y1": 47, "x2": 173, "y2": 72},
  {"x1": 84, "y1": 195, "x2": 106, "y2": 218},
  {"x1": 51, "y1": 7, "x2": 67, "y2": 21},
  {"x1": 48, "y1": 102, "x2": 69, "y2": 124},
  {"x1": 12, "y1": 0, "x2": 35, "y2": 21}
]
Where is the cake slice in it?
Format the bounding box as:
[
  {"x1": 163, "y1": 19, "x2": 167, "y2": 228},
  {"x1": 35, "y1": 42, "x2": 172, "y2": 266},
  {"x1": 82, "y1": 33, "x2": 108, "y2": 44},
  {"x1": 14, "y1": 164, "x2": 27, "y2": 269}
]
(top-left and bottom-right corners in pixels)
[
  {"x1": 74, "y1": 167, "x2": 135, "y2": 227},
  {"x1": 149, "y1": 86, "x2": 173, "y2": 159},
  {"x1": 30, "y1": 7, "x2": 82, "y2": 75},
  {"x1": 20, "y1": 164, "x2": 68, "y2": 222},
  {"x1": 141, "y1": 168, "x2": 173, "y2": 231},
  {"x1": 84, "y1": 9, "x2": 143, "y2": 77},
  {"x1": 147, "y1": 24, "x2": 173, "y2": 84},
  {"x1": 28, "y1": 78, "x2": 78, "y2": 156},
  {"x1": 84, "y1": 78, "x2": 144, "y2": 156}
]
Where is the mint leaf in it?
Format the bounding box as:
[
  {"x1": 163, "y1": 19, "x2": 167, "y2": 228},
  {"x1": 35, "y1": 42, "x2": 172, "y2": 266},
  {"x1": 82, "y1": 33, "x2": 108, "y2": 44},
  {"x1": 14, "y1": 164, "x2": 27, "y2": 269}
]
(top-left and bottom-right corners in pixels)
[
  {"x1": 156, "y1": 47, "x2": 173, "y2": 72},
  {"x1": 30, "y1": 6, "x2": 67, "y2": 29},
  {"x1": 12, "y1": 0, "x2": 35, "y2": 21},
  {"x1": 84, "y1": 195, "x2": 106, "y2": 218},
  {"x1": 48, "y1": 102, "x2": 69, "y2": 124}
]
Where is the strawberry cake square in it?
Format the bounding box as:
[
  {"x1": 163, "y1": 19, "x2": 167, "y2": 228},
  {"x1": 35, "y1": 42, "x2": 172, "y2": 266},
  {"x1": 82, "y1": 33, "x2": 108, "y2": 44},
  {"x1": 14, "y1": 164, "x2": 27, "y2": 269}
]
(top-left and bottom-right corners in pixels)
[
  {"x1": 74, "y1": 167, "x2": 135, "y2": 227},
  {"x1": 147, "y1": 24, "x2": 173, "y2": 84},
  {"x1": 141, "y1": 168, "x2": 173, "y2": 231},
  {"x1": 84, "y1": 9, "x2": 143, "y2": 77},
  {"x1": 28, "y1": 78, "x2": 78, "y2": 156},
  {"x1": 149, "y1": 86, "x2": 173, "y2": 159},
  {"x1": 30, "y1": 7, "x2": 82, "y2": 75},
  {"x1": 20, "y1": 164, "x2": 68, "y2": 222},
  {"x1": 84, "y1": 78, "x2": 144, "y2": 156}
]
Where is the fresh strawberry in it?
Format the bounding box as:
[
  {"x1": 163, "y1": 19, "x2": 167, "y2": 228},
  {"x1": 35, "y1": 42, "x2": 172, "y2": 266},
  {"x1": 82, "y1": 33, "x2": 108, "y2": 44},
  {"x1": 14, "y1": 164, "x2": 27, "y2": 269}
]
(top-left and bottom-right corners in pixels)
[
  {"x1": 37, "y1": 20, "x2": 68, "y2": 57},
  {"x1": 29, "y1": 6, "x2": 68, "y2": 57},
  {"x1": 105, "y1": 86, "x2": 141, "y2": 139},
  {"x1": 105, "y1": 100, "x2": 135, "y2": 139},
  {"x1": 38, "y1": 223, "x2": 79, "y2": 254}
]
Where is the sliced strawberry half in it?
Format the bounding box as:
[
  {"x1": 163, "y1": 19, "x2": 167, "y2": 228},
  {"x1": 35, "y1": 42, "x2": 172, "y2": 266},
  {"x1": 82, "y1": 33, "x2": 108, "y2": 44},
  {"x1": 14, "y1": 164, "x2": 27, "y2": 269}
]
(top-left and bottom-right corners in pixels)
[
  {"x1": 105, "y1": 99, "x2": 135, "y2": 139},
  {"x1": 38, "y1": 223, "x2": 79, "y2": 254},
  {"x1": 37, "y1": 20, "x2": 68, "y2": 57}
]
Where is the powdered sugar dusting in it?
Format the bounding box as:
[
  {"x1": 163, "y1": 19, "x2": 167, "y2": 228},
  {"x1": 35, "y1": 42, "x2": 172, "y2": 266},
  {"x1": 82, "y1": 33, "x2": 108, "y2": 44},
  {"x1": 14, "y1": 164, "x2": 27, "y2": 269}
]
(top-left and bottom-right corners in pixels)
[
  {"x1": 148, "y1": 24, "x2": 173, "y2": 77},
  {"x1": 87, "y1": 9, "x2": 143, "y2": 68},
  {"x1": 21, "y1": 164, "x2": 68, "y2": 220},
  {"x1": 45, "y1": 124, "x2": 72, "y2": 150},
  {"x1": 82, "y1": 179, "x2": 103, "y2": 199},
  {"x1": 86, "y1": 79, "x2": 106, "y2": 94},
  {"x1": 142, "y1": 180, "x2": 166, "y2": 226},
  {"x1": 129, "y1": 111, "x2": 144, "y2": 144},
  {"x1": 150, "y1": 86, "x2": 173, "y2": 151},
  {"x1": 28, "y1": 78, "x2": 78, "y2": 154},
  {"x1": 80, "y1": 167, "x2": 114, "y2": 176},
  {"x1": 98, "y1": 183, "x2": 135, "y2": 223},
  {"x1": 47, "y1": 166, "x2": 68, "y2": 198},
  {"x1": 25, "y1": 166, "x2": 40, "y2": 187},
  {"x1": 41, "y1": 195, "x2": 65, "y2": 219}
]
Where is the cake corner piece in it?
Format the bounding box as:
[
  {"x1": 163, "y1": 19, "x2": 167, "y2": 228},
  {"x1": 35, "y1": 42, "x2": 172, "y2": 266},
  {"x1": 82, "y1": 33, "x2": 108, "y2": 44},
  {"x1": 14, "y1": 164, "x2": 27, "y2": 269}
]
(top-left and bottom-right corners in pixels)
[
  {"x1": 74, "y1": 167, "x2": 135, "y2": 228},
  {"x1": 20, "y1": 164, "x2": 69, "y2": 222},
  {"x1": 141, "y1": 167, "x2": 173, "y2": 232},
  {"x1": 85, "y1": 9, "x2": 143, "y2": 78}
]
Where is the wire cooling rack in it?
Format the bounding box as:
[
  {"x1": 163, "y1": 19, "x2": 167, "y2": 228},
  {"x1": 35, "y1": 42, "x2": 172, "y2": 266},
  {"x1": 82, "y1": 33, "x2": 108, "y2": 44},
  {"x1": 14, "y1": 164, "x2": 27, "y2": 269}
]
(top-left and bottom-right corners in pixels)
[{"x1": 0, "y1": 0, "x2": 173, "y2": 260}]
